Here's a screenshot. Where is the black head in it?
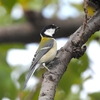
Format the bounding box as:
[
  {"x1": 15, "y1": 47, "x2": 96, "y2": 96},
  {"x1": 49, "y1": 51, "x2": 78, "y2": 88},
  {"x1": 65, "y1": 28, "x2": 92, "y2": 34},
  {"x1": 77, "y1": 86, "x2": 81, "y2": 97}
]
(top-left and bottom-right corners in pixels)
[{"x1": 40, "y1": 24, "x2": 60, "y2": 37}]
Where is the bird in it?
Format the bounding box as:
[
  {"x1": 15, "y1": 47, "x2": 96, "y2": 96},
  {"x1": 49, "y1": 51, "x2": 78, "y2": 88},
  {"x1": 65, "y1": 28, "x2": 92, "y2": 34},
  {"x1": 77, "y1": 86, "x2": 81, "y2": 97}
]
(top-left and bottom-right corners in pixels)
[{"x1": 23, "y1": 24, "x2": 60, "y2": 89}]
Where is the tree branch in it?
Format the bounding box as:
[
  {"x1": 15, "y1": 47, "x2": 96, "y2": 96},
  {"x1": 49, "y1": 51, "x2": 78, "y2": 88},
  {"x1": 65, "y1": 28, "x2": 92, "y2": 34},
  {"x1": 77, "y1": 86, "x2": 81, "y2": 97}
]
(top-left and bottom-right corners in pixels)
[
  {"x1": 0, "y1": 14, "x2": 82, "y2": 44},
  {"x1": 38, "y1": 9, "x2": 100, "y2": 100}
]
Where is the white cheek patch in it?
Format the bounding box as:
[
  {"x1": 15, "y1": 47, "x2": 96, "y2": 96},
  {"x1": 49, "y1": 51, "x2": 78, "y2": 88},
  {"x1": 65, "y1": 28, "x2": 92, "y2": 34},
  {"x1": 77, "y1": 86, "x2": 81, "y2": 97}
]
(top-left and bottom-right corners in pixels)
[{"x1": 44, "y1": 28, "x2": 55, "y2": 37}]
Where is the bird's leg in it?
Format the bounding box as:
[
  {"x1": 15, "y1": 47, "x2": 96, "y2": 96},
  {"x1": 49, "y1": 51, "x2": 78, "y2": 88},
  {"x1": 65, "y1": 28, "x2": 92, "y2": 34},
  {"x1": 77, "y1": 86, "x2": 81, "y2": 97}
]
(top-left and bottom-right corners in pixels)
[
  {"x1": 42, "y1": 63, "x2": 57, "y2": 75},
  {"x1": 42, "y1": 63, "x2": 51, "y2": 72}
]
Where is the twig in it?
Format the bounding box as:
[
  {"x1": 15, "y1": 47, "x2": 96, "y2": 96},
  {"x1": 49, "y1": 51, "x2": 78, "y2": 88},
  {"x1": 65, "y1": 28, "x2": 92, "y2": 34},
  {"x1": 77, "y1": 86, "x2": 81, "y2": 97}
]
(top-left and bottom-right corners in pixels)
[{"x1": 82, "y1": 0, "x2": 88, "y2": 36}]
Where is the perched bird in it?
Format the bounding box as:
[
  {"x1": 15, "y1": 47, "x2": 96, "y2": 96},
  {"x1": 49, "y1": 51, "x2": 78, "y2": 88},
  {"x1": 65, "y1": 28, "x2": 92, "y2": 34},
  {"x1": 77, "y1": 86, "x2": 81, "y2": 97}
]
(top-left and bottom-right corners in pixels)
[{"x1": 23, "y1": 24, "x2": 60, "y2": 89}]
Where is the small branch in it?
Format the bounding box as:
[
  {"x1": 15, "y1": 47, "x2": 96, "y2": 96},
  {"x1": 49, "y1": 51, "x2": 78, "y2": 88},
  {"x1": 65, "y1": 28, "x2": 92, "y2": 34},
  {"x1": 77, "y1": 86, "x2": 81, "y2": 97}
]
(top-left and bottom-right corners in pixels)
[
  {"x1": 82, "y1": 0, "x2": 88, "y2": 35},
  {"x1": 38, "y1": 9, "x2": 100, "y2": 100}
]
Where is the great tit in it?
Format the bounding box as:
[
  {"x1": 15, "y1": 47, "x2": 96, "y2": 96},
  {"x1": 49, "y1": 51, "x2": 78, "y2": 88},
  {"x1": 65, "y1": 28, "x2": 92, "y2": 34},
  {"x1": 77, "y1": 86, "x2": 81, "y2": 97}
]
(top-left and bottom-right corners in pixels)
[{"x1": 23, "y1": 24, "x2": 60, "y2": 89}]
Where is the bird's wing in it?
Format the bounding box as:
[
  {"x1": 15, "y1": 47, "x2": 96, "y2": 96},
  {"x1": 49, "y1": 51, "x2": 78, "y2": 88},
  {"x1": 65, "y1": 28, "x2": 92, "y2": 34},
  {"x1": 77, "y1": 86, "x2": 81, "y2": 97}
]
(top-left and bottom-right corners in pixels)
[
  {"x1": 30, "y1": 39, "x2": 54, "y2": 69},
  {"x1": 23, "y1": 39, "x2": 54, "y2": 89}
]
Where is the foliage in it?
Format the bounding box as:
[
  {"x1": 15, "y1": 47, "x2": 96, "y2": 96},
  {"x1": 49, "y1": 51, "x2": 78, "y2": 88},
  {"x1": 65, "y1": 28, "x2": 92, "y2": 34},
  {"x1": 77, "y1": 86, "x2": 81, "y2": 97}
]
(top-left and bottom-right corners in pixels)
[
  {"x1": 0, "y1": 43, "x2": 25, "y2": 99},
  {"x1": 0, "y1": 0, "x2": 58, "y2": 26},
  {"x1": 0, "y1": 0, "x2": 100, "y2": 100}
]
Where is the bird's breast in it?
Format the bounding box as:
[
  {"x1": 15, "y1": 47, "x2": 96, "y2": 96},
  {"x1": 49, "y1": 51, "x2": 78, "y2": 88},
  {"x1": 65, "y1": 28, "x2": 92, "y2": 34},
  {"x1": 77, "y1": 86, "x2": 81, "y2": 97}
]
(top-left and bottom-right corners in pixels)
[{"x1": 39, "y1": 39, "x2": 57, "y2": 63}]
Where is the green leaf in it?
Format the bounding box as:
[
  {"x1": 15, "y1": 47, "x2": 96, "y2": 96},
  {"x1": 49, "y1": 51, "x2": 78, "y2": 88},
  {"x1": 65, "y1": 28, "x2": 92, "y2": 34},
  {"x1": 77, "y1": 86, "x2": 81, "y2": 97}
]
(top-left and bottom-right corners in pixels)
[
  {"x1": 1, "y1": 0, "x2": 17, "y2": 12},
  {"x1": 22, "y1": 83, "x2": 41, "y2": 100},
  {"x1": 70, "y1": 53, "x2": 89, "y2": 76},
  {"x1": 0, "y1": 43, "x2": 25, "y2": 49},
  {"x1": 58, "y1": 69, "x2": 75, "y2": 94},
  {"x1": 0, "y1": 43, "x2": 25, "y2": 99},
  {"x1": 66, "y1": 92, "x2": 80, "y2": 100},
  {"x1": 58, "y1": 53, "x2": 89, "y2": 94},
  {"x1": 18, "y1": 72, "x2": 26, "y2": 89},
  {"x1": 86, "y1": 31, "x2": 100, "y2": 45},
  {"x1": 55, "y1": 88, "x2": 66, "y2": 100},
  {"x1": 0, "y1": 61, "x2": 17, "y2": 99},
  {"x1": 89, "y1": 92, "x2": 100, "y2": 100}
]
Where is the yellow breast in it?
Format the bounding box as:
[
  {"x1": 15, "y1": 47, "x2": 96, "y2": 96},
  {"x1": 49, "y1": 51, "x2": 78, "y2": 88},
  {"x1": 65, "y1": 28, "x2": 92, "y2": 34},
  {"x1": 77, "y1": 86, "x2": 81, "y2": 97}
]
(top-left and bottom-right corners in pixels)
[{"x1": 39, "y1": 38, "x2": 57, "y2": 63}]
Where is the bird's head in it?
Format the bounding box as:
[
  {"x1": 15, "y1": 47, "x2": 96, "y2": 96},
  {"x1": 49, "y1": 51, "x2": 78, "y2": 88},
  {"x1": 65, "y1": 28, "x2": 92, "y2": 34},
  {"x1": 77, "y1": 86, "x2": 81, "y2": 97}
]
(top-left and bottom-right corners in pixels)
[{"x1": 40, "y1": 24, "x2": 60, "y2": 37}]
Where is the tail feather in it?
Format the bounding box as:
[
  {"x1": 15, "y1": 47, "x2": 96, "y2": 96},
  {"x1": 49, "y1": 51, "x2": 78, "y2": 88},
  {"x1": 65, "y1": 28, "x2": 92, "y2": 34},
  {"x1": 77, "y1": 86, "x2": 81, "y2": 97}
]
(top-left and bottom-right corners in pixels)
[{"x1": 23, "y1": 64, "x2": 40, "y2": 89}]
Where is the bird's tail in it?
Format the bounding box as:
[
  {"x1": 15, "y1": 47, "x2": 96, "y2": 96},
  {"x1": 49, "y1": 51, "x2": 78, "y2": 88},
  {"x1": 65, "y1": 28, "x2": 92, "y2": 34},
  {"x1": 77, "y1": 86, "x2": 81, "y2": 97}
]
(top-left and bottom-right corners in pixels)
[{"x1": 23, "y1": 64, "x2": 40, "y2": 89}]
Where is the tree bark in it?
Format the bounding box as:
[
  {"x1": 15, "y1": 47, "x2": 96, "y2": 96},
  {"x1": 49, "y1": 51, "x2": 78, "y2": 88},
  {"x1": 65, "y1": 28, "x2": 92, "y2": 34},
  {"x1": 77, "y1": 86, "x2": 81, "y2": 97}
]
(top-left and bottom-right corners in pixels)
[{"x1": 38, "y1": 9, "x2": 100, "y2": 100}]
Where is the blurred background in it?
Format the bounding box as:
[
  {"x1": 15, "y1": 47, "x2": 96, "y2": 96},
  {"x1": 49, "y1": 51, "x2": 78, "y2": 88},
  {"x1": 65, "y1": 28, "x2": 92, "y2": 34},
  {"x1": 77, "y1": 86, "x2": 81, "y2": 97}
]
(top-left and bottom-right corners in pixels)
[{"x1": 0, "y1": 0, "x2": 100, "y2": 100}]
